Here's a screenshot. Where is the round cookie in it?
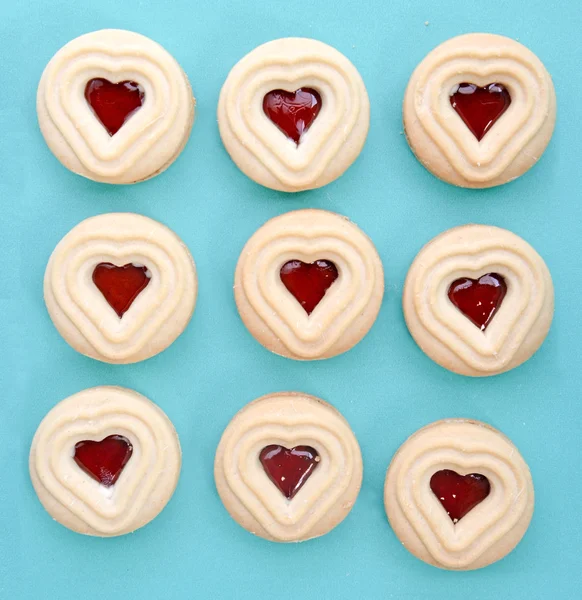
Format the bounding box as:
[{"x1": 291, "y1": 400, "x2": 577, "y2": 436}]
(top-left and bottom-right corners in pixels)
[
  {"x1": 37, "y1": 29, "x2": 195, "y2": 184},
  {"x1": 30, "y1": 386, "x2": 181, "y2": 537},
  {"x1": 403, "y1": 224, "x2": 554, "y2": 376},
  {"x1": 214, "y1": 392, "x2": 363, "y2": 542},
  {"x1": 218, "y1": 37, "x2": 369, "y2": 192},
  {"x1": 384, "y1": 419, "x2": 534, "y2": 570},
  {"x1": 44, "y1": 213, "x2": 197, "y2": 364},
  {"x1": 234, "y1": 209, "x2": 384, "y2": 360},
  {"x1": 403, "y1": 33, "x2": 556, "y2": 188}
]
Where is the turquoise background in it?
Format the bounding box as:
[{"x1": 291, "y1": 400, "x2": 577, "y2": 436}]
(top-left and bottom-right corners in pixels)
[{"x1": 1, "y1": 0, "x2": 580, "y2": 598}]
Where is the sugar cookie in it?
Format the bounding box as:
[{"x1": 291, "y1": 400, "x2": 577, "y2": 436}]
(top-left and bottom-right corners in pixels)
[
  {"x1": 384, "y1": 419, "x2": 534, "y2": 570},
  {"x1": 403, "y1": 224, "x2": 553, "y2": 376},
  {"x1": 214, "y1": 392, "x2": 363, "y2": 542},
  {"x1": 37, "y1": 29, "x2": 195, "y2": 184},
  {"x1": 30, "y1": 386, "x2": 181, "y2": 537},
  {"x1": 403, "y1": 33, "x2": 556, "y2": 187},
  {"x1": 218, "y1": 38, "x2": 369, "y2": 192},
  {"x1": 234, "y1": 209, "x2": 384, "y2": 360},
  {"x1": 44, "y1": 213, "x2": 197, "y2": 364}
]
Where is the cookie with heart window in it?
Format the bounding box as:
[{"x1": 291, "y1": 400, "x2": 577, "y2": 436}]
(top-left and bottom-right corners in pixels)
[
  {"x1": 29, "y1": 386, "x2": 181, "y2": 537},
  {"x1": 384, "y1": 419, "x2": 534, "y2": 570},
  {"x1": 403, "y1": 33, "x2": 556, "y2": 188},
  {"x1": 218, "y1": 38, "x2": 370, "y2": 192},
  {"x1": 37, "y1": 29, "x2": 195, "y2": 184},
  {"x1": 234, "y1": 209, "x2": 384, "y2": 360},
  {"x1": 214, "y1": 392, "x2": 363, "y2": 542},
  {"x1": 44, "y1": 213, "x2": 197, "y2": 364},
  {"x1": 403, "y1": 224, "x2": 554, "y2": 376}
]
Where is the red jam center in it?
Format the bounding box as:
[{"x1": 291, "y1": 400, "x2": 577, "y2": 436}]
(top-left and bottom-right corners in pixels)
[
  {"x1": 450, "y1": 83, "x2": 511, "y2": 141},
  {"x1": 448, "y1": 273, "x2": 507, "y2": 331},
  {"x1": 263, "y1": 88, "x2": 322, "y2": 144},
  {"x1": 92, "y1": 262, "x2": 151, "y2": 318},
  {"x1": 430, "y1": 469, "x2": 491, "y2": 523},
  {"x1": 84, "y1": 78, "x2": 145, "y2": 136},
  {"x1": 74, "y1": 435, "x2": 133, "y2": 487},
  {"x1": 259, "y1": 445, "x2": 320, "y2": 500},
  {"x1": 280, "y1": 259, "x2": 339, "y2": 315}
]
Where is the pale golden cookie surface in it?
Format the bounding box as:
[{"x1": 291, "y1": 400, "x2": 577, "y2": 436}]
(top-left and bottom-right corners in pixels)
[
  {"x1": 403, "y1": 33, "x2": 556, "y2": 188},
  {"x1": 30, "y1": 386, "x2": 181, "y2": 537},
  {"x1": 234, "y1": 209, "x2": 384, "y2": 360},
  {"x1": 403, "y1": 224, "x2": 554, "y2": 376},
  {"x1": 384, "y1": 419, "x2": 534, "y2": 570},
  {"x1": 214, "y1": 392, "x2": 363, "y2": 542}
]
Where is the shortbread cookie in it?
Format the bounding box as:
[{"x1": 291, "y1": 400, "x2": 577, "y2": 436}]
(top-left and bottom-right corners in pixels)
[
  {"x1": 234, "y1": 209, "x2": 384, "y2": 360},
  {"x1": 403, "y1": 224, "x2": 553, "y2": 376},
  {"x1": 403, "y1": 33, "x2": 556, "y2": 187},
  {"x1": 384, "y1": 419, "x2": 534, "y2": 570},
  {"x1": 37, "y1": 29, "x2": 195, "y2": 184},
  {"x1": 218, "y1": 38, "x2": 369, "y2": 192},
  {"x1": 30, "y1": 386, "x2": 181, "y2": 537},
  {"x1": 214, "y1": 392, "x2": 363, "y2": 542},
  {"x1": 44, "y1": 213, "x2": 197, "y2": 364}
]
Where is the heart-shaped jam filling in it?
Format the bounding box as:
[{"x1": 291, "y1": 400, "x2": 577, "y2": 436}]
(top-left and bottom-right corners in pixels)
[
  {"x1": 85, "y1": 78, "x2": 145, "y2": 136},
  {"x1": 448, "y1": 273, "x2": 507, "y2": 331},
  {"x1": 280, "y1": 259, "x2": 338, "y2": 315},
  {"x1": 259, "y1": 445, "x2": 320, "y2": 500},
  {"x1": 430, "y1": 469, "x2": 491, "y2": 523},
  {"x1": 92, "y1": 262, "x2": 151, "y2": 318},
  {"x1": 450, "y1": 83, "x2": 511, "y2": 141},
  {"x1": 74, "y1": 435, "x2": 133, "y2": 487},
  {"x1": 263, "y1": 88, "x2": 322, "y2": 145}
]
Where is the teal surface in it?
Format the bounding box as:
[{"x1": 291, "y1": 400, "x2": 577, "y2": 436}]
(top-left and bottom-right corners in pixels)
[{"x1": 1, "y1": 0, "x2": 580, "y2": 598}]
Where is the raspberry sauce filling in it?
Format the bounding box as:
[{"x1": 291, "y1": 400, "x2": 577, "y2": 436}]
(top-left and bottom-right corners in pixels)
[
  {"x1": 84, "y1": 78, "x2": 145, "y2": 136},
  {"x1": 73, "y1": 435, "x2": 133, "y2": 487},
  {"x1": 263, "y1": 88, "x2": 322, "y2": 145},
  {"x1": 448, "y1": 273, "x2": 507, "y2": 331},
  {"x1": 259, "y1": 445, "x2": 320, "y2": 500},
  {"x1": 430, "y1": 469, "x2": 491, "y2": 523},
  {"x1": 450, "y1": 83, "x2": 511, "y2": 141},
  {"x1": 92, "y1": 262, "x2": 151, "y2": 318},
  {"x1": 280, "y1": 259, "x2": 339, "y2": 315}
]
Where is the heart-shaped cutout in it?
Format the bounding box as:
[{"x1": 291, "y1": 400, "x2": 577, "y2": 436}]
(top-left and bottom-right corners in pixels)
[
  {"x1": 259, "y1": 445, "x2": 320, "y2": 500},
  {"x1": 92, "y1": 262, "x2": 151, "y2": 318},
  {"x1": 448, "y1": 273, "x2": 507, "y2": 331},
  {"x1": 430, "y1": 469, "x2": 491, "y2": 523},
  {"x1": 450, "y1": 82, "x2": 511, "y2": 141},
  {"x1": 279, "y1": 259, "x2": 338, "y2": 315},
  {"x1": 85, "y1": 78, "x2": 145, "y2": 136},
  {"x1": 74, "y1": 435, "x2": 133, "y2": 487},
  {"x1": 263, "y1": 88, "x2": 322, "y2": 145}
]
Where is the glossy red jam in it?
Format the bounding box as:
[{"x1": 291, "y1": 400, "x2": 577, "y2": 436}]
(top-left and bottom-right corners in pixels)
[
  {"x1": 450, "y1": 83, "x2": 511, "y2": 141},
  {"x1": 430, "y1": 469, "x2": 491, "y2": 523},
  {"x1": 448, "y1": 273, "x2": 507, "y2": 331},
  {"x1": 259, "y1": 445, "x2": 320, "y2": 500},
  {"x1": 74, "y1": 435, "x2": 133, "y2": 487},
  {"x1": 280, "y1": 259, "x2": 339, "y2": 315},
  {"x1": 263, "y1": 88, "x2": 322, "y2": 144},
  {"x1": 92, "y1": 262, "x2": 151, "y2": 318},
  {"x1": 85, "y1": 78, "x2": 145, "y2": 136}
]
